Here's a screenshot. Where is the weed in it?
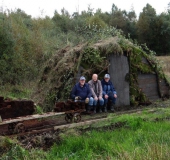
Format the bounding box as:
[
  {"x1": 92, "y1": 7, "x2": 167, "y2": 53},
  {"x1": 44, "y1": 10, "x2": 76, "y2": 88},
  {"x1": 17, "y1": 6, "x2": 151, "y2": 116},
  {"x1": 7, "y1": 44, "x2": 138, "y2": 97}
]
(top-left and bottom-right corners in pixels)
[{"x1": 34, "y1": 105, "x2": 44, "y2": 114}]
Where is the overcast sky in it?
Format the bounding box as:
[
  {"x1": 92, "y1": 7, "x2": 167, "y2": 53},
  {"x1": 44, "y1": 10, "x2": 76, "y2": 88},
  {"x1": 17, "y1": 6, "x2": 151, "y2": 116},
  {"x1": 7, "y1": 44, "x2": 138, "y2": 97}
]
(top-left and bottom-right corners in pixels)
[{"x1": 1, "y1": 0, "x2": 170, "y2": 18}]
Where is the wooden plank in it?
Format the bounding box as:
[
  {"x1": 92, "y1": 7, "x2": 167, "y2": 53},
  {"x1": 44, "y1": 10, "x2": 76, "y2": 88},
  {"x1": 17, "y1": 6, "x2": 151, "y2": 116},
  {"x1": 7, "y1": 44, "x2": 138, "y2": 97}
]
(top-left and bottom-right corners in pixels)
[
  {"x1": 0, "y1": 112, "x2": 65, "y2": 125},
  {"x1": 54, "y1": 118, "x2": 108, "y2": 130}
]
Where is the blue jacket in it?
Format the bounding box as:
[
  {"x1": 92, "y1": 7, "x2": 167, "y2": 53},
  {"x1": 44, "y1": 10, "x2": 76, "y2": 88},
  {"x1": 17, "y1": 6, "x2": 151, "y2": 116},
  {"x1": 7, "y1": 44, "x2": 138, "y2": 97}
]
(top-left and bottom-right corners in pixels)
[
  {"x1": 101, "y1": 79, "x2": 117, "y2": 96},
  {"x1": 71, "y1": 83, "x2": 92, "y2": 100}
]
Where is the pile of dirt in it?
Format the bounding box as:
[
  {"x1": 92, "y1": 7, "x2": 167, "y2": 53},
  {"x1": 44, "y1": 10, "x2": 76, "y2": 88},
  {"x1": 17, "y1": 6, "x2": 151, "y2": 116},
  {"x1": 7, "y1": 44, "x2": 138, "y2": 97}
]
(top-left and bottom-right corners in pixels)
[{"x1": 0, "y1": 96, "x2": 35, "y2": 119}]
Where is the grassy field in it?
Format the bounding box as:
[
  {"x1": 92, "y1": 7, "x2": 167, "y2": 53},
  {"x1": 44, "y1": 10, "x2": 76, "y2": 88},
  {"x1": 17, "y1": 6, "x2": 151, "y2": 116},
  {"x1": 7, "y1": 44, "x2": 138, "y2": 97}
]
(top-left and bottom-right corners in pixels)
[
  {"x1": 1, "y1": 101, "x2": 170, "y2": 160},
  {"x1": 156, "y1": 56, "x2": 170, "y2": 82}
]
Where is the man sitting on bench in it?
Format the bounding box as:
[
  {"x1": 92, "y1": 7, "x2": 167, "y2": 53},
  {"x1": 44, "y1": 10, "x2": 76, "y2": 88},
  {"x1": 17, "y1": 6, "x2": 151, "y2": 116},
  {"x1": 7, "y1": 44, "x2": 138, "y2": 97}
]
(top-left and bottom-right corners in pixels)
[
  {"x1": 101, "y1": 74, "x2": 117, "y2": 112},
  {"x1": 70, "y1": 76, "x2": 93, "y2": 113},
  {"x1": 88, "y1": 74, "x2": 104, "y2": 113}
]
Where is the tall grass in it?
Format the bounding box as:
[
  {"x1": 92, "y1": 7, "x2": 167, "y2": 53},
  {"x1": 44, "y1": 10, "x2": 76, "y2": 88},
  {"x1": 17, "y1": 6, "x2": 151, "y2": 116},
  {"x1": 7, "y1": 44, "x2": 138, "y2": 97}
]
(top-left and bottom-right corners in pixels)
[
  {"x1": 156, "y1": 56, "x2": 170, "y2": 82},
  {"x1": 47, "y1": 120, "x2": 170, "y2": 160}
]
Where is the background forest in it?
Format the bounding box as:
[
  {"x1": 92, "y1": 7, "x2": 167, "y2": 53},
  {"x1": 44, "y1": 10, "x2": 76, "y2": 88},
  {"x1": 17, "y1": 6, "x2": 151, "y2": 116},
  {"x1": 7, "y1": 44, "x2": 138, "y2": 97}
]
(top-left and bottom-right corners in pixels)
[{"x1": 0, "y1": 3, "x2": 170, "y2": 100}]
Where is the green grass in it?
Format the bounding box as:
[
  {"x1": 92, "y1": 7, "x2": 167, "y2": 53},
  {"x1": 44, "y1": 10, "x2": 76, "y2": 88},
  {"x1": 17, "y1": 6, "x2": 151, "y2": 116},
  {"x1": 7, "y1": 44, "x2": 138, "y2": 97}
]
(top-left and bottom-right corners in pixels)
[
  {"x1": 46, "y1": 120, "x2": 170, "y2": 160},
  {"x1": 1, "y1": 105, "x2": 170, "y2": 160},
  {"x1": 0, "y1": 82, "x2": 35, "y2": 100}
]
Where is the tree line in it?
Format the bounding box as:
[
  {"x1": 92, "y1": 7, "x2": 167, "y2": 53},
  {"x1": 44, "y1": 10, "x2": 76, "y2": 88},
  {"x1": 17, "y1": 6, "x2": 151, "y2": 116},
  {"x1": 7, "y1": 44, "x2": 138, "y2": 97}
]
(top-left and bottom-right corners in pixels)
[
  {"x1": 0, "y1": 3, "x2": 170, "y2": 85},
  {"x1": 52, "y1": 3, "x2": 170, "y2": 55}
]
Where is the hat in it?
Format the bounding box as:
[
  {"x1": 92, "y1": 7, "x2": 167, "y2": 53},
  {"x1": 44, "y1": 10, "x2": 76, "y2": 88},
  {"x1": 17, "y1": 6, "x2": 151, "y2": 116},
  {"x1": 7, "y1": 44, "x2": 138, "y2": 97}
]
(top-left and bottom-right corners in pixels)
[
  {"x1": 104, "y1": 74, "x2": 110, "y2": 79},
  {"x1": 80, "y1": 76, "x2": 86, "y2": 80}
]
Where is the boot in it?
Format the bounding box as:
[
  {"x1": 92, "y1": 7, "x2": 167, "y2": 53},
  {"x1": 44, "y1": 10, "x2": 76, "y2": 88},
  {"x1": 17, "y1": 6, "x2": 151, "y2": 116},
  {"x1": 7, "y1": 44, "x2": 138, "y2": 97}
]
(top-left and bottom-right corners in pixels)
[
  {"x1": 86, "y1": 105, "x2": 90, "y2": 113},
  {"x1": 103, "y1": 104, "x2": 107, "y2": 112},
  {"x1": 99, "y1": 105, "x2": 102, "y2": 113},
  {"x1": 93, "y1": 106, "x2": 96, "y2": 113},
  {"x1": 110, "y1": 104, "x2": 115, "y2": 112}
]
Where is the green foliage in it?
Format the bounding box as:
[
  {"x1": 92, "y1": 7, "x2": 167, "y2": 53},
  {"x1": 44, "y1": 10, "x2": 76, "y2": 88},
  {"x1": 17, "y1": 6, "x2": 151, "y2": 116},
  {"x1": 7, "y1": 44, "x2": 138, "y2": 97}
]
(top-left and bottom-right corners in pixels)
[
  {"x1": 0, "y1": 83, "x2": 33, "y2": 100},
  {"x1": 136, "y1": 4, "x2": 157, "y2": 50},
  {"x1": 86, "y1": 15, "x2": 107, "y2": 29},
  {"x1": 44, "y1": 89, "x2": 57, "y2": 111},
  {"x1": 46, "y1": 120, "x2": 170, "y2": 159},
  {"x1": 34, "y1": 105, "x2": 44, "y2": 114},
  {"x1": 110, "y1": 4, "x2": 137, "y2": 39},
  {"x1": 82, "y1": 48, "x2": 104, "y2": 65},
  {"x1": 1, "y1": 145, "x2": 47, "y2": 160},
  {"x1": 75, "y1": 24, "x2": 120, "y2": 43},
  {"x1": 52, "y1": 10, "x2": 72, "y2": 33}
]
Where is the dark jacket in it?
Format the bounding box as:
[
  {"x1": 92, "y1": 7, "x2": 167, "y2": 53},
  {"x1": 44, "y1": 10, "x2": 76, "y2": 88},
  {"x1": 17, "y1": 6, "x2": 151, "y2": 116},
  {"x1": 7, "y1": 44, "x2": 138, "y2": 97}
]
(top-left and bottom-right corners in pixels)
[
  {"x1": 71, "y1": 83, "x2": 92, "y2": 100},
  {"x1": 101, "y1": 79, "x2": 117, "y2": 96}
]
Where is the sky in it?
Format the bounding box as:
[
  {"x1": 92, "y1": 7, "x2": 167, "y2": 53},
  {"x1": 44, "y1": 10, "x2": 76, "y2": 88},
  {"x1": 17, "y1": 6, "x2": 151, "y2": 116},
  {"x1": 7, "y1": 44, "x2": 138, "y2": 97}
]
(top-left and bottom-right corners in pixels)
[{"x1": 1, "y1": 0, "x2": 170, "y2": 18}]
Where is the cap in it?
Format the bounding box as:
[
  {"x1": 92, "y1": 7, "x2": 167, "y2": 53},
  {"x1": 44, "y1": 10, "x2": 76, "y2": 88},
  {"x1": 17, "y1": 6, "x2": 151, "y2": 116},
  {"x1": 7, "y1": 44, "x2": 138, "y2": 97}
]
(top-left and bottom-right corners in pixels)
[
  {"x1": 80, "y1": 76, "x2": 86, "y2": 80},
  {"x1": 104, "y1": 74, "x2": 110, "y2": 79}
]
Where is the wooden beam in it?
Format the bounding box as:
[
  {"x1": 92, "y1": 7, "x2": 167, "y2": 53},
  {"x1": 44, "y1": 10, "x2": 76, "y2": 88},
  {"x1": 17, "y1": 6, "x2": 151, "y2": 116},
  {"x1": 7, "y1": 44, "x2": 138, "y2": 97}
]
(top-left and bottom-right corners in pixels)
[
  {"x1": 54, "y1": 118, "x2": 108, "y2": 130},
  {"x1": 0, "y1": 112, "x2": 65, "y2": 125}
]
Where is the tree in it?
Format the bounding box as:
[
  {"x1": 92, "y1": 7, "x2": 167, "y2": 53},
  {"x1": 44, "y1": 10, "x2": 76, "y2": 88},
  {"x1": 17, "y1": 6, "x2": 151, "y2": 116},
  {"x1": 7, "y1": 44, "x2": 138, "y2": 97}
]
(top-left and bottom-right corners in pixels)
[
  {"x1": 136, "y1": 4, "x2": 157, "y2": 50},
  {"x1": 52, "y1": 10, "x2": 72, "y2": 33},
  {"x1": 94, "y1": 9, "x2": 110, "y2": 25},
  {"x1": 156, "y1": 12, "x2": 170, "y2": 55},
  {"x1": 109, "y1": 3, "x2": 137, "y2": 39},
  {"x1": 87, "y1": 15, "x2": 107, "y2": 29}
]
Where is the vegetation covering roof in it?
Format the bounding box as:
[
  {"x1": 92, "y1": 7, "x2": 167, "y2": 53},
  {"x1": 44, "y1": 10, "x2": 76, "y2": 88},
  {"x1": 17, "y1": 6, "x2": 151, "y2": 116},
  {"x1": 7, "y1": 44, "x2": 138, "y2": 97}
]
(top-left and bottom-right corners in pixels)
[{"x1": 33, "y1": 36, "x2": 169, "y2": 111}]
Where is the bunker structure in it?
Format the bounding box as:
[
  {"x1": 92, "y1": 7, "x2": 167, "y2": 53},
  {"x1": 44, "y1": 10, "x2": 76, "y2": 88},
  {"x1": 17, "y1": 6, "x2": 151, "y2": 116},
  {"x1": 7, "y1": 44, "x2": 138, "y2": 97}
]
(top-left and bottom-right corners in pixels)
[{"x1": 36, "y1": 37, "x2": 170, "y2": 109}]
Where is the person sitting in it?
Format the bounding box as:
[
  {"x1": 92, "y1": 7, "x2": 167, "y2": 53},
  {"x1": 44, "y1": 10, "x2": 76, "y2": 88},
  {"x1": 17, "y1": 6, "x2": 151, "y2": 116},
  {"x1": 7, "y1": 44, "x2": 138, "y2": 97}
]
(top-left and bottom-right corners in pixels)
[
  {"x1": 88, "y1": 74, "x2": 104, "y2": 113},
  {"x1": 101, "y1": 74, "x2": 117, "y2": 112},
  {"x1": 70, "y1": 76, "x2": 93, "y2": 113}
]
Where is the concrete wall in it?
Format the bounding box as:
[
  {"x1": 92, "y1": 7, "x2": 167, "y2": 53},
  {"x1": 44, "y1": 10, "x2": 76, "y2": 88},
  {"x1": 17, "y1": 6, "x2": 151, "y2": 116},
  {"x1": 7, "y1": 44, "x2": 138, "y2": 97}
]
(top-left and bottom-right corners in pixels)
[{"x1": 108, "y1": 54, "x2": 130, "y2": 106}]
